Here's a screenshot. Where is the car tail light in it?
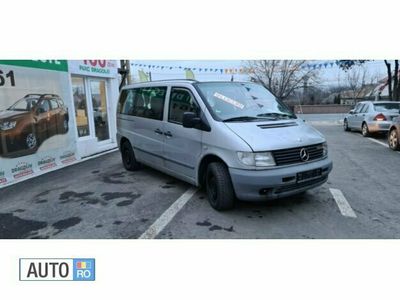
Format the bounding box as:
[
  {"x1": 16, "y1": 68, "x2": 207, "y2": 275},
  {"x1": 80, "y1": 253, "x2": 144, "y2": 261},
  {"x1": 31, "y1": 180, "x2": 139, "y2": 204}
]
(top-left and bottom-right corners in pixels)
[{"x1": 373, "y1": 113, "x2": 387, "y2": 121}]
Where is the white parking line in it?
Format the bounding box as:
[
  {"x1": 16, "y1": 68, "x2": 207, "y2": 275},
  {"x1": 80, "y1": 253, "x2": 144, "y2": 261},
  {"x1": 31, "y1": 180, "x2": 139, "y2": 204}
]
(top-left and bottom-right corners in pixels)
[
  {"x1": 139, "y1": 187, "x2": 198, "y2": 239},
  {"x1": 367, "y1": 137, "x2": 389, "y2": 148},
  {"x1": 329, "y1": 188, "x2": 357, "y2": 218}
]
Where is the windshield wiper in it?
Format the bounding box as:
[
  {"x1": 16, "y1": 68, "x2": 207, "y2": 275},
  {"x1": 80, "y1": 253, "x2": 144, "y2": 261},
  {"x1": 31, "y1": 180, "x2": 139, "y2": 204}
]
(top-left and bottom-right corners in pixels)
[{"x1": 257, "y1": 112, "x2": 296, "y2": 119}]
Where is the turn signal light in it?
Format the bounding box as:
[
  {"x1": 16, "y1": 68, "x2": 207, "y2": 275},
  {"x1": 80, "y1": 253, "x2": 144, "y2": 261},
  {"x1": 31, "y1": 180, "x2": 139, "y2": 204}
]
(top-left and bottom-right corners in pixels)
[{"x1": 373, "y1": 113, "x2": 387, "y2": 121}]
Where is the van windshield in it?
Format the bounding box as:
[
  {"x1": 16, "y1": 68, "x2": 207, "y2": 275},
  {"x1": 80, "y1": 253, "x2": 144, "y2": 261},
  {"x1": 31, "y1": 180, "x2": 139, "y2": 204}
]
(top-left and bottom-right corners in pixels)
[{"x1": 195, "y1": 82, "x2": 296, "y2": 122}]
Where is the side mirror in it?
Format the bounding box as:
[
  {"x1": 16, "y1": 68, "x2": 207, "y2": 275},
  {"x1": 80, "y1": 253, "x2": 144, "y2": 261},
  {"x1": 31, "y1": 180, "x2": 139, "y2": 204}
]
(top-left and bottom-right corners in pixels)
[
  {"x1": 349, "y1": 109, "x2": 355, "y2": 115},
  {"x1": 182, "y1": 112, "x2": 201, "y2": 128},
  {"x1": 36, "y1": 108, "x2": 45, "y2": 115}
]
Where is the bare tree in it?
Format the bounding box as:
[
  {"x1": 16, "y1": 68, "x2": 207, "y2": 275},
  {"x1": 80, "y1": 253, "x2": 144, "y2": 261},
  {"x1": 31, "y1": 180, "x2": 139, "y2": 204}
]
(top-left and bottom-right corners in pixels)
[
  {"x1": 245, "y1": 60, "x2": 319, "y2": 99},
  {"x1": 338, "y1": 60, "x2": 399, "y2": 101},
  {"x1": 345, "y1": 65, "x2": 369, "y2": 100}
]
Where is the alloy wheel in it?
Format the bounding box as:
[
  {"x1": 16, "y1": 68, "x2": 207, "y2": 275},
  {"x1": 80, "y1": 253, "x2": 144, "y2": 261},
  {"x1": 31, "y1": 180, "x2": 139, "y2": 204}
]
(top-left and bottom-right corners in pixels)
[
  {"x1": 362, "y1": 123, "x2": 369, "y2": 136},
  {"x1": 389, "y1": 130, "x2": 398, "y2": 150},
  {"x1": 26, "y1": 133, "x2": 37, "y2": 149}
]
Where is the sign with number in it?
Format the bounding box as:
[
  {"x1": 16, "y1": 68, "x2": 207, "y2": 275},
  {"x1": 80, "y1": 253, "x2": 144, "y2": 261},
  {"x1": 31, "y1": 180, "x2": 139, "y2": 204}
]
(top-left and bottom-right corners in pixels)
[{"x1": 68, "y1": 60, "x2": 118, "y2": 78}]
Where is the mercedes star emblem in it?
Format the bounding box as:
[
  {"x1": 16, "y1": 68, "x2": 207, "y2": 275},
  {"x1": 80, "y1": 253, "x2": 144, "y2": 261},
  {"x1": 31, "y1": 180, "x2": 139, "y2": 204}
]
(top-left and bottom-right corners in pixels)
[{"x1": 299, "y1": 148, "x2": 309, "y2": 162}]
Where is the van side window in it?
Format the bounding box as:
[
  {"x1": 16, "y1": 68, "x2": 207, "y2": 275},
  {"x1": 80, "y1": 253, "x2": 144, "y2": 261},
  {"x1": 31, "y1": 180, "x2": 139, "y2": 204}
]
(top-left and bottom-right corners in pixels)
[
  {"x1": 118, "y1": 89, "x2": 135, "y2": 115},
  {"x1": 168, "y1": 88, "x2": 199, "y2": 124},
  {"x1": 118, "y1": 87, "x2": 167, "y2": 120}
]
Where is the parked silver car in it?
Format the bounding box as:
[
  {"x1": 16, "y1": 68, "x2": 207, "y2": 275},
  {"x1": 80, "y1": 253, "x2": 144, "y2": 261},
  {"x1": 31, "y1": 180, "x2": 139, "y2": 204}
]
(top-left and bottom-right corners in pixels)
[
  {"x1": 388, "y1": 116, "x2": 400, "y2": 150},
  {"x1": 344, "y1": 101, "x2": 400, "y2": 136},
  {"x1": 116, "y1": 80, "x2": 332, "y2": 210}
]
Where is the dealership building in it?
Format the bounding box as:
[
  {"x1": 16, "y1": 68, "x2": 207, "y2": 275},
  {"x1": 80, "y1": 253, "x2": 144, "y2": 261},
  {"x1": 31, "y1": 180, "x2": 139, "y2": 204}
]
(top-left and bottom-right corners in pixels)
[{"x1": 0, "y1": 60, "x2": 120, "y2": 187}]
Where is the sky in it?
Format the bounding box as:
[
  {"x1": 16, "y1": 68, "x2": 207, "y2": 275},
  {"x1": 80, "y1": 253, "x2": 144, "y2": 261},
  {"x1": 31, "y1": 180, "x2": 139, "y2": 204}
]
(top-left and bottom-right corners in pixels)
[{"x1": 130, "y1": 60, "x2": 389, "y2": 89}]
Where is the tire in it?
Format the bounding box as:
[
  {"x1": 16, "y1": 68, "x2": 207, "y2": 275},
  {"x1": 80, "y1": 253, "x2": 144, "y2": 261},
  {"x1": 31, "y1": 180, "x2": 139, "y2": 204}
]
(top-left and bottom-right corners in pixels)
[
  {"x1": 362, "y1": 122, "x2": 370, "y2": 137},
  {"x1": 206, "y1": 162, "x2": 235, "y2": 211},
  {"x1": 121, "y1": 141, "x2": 141, "y2": 171},
  {"x1": 343, "y1": 119, "x2": 350, "y2": 131},
  {"x1": 25, "y1": 132, "x2": 38, "y2": 149},
  {"x1": 388, "y1": 128, "x2": 400, "y2": 151}
]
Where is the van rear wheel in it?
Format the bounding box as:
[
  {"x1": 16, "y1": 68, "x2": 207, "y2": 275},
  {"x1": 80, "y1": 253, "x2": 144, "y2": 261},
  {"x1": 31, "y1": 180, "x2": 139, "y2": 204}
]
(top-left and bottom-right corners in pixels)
[
  {"x1": 121, "y1": 141, "x2": 141, "y2": 171},
  {"x1": 206, "y1": 162, "x2": 235, "y2": 211}
]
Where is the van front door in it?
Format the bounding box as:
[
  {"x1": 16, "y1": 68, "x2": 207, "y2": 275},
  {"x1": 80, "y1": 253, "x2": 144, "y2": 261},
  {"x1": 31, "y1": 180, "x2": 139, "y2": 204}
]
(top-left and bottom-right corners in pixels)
[{"x1": 163, "y1": 87, "x2": 202, "y2": 181}]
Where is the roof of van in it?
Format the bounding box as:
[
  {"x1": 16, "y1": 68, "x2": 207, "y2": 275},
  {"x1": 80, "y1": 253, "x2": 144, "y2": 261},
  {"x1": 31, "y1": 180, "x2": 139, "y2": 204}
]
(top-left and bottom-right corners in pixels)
[
  {"x1": 122, "y1": 79, "x2": 198, "y2": 89},
  {"x1": 121, "y1": 80, "x2": 258, "y2": 89}
]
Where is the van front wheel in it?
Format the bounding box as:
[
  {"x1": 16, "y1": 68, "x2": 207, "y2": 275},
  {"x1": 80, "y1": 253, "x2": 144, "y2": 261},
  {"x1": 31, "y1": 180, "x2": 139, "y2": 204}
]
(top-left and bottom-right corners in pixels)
[
  {"x1": 121, "y1": 141, "x2": 141, "y2": 171},
  {"x1": 206, "y1": 162, "x2": 235, "y2": 211}
]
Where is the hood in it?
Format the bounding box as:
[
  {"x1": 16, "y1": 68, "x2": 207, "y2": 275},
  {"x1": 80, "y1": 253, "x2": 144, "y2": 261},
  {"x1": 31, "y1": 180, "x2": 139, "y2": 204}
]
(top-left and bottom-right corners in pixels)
[
  {"x1": 224, "y1": 119, "x2": 325, "y2": 152},
  {"x1": 0, "y1": 110, "x2": 31, "y2": 121}
]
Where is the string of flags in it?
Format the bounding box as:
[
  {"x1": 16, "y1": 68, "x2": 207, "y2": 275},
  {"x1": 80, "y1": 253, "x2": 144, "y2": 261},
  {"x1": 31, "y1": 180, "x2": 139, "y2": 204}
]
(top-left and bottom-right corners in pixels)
[{"x1": 131, "y1": 61, "x2": 339, "y2": 74}]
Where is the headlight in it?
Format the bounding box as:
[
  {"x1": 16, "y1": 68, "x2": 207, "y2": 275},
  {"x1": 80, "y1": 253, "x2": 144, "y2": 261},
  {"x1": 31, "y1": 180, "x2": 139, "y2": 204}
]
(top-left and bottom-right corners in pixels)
[
  {"x1": 237, "y1": 151, "x2": 276, "y2": 167},
  {"x1": 322, "y1": 142, "x2": 328, "y2": 157},
  {"x1": 0, "y1": 121, "x2": 17, "y2": 130}
]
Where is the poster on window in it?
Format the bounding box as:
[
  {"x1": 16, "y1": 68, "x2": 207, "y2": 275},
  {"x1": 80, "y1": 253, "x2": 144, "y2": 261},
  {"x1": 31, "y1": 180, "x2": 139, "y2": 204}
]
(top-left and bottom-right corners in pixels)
[{"x1": 0, "y1": 60, "x2": 78, "y2": 186}]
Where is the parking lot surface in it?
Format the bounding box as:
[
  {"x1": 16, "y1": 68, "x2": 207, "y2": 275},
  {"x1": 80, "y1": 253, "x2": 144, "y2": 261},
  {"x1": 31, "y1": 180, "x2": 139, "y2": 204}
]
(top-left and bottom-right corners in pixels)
[{"x1": 1, "y1": 119, "x2": 399, "y2": 239}]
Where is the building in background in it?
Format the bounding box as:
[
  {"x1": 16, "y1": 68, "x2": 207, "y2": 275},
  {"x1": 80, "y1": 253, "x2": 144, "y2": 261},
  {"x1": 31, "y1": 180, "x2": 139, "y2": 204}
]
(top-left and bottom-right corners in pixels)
[{"x1": 0, "y1": 60, "x2": 119, "y2": 187}]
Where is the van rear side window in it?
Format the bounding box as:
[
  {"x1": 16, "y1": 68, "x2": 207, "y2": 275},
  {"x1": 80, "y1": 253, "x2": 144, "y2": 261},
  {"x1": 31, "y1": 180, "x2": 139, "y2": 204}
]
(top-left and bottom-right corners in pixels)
[{"x1": 118, "y1": 87, "x2": 167, "y2": 120}]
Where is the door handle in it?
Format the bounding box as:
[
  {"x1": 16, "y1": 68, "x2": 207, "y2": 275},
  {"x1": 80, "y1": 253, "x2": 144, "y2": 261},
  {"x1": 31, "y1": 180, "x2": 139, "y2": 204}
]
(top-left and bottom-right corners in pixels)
[
  {"x1": 164, "y1": 131, "x2": 173, "y2": 137},
  {"x1": 154, "y1": 128, "x2": 163, "y2": 135}
]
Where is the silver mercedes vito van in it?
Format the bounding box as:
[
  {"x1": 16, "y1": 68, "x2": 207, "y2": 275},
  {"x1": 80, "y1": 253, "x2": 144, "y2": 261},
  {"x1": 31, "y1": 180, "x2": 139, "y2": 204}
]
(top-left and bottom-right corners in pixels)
[{"x1": 116, "y1": 80, "x2": 332, "y2": 210}]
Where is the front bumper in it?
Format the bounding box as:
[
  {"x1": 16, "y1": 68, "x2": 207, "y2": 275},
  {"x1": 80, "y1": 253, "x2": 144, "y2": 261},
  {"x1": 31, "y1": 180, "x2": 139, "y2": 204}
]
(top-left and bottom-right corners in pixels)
[{"x1": 229, "y1": 157, "x2": 333, "y2": 201}]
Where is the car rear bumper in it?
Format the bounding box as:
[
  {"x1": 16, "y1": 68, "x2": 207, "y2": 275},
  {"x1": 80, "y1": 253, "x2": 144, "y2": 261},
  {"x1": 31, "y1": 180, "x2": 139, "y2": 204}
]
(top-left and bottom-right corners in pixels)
[
  {"x1": 229, "y1": 157, "x2": 333, "y2": 201},
  {"x1": 367, "y1": 121, "x2": 392, "y2": 132}
]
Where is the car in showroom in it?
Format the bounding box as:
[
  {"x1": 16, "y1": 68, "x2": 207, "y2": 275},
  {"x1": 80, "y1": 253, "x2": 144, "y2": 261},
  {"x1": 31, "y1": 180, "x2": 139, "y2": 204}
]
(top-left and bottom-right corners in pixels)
[
  {"x1": 0, "y1": 94, "x2": 69, "y2": 158},
  {"x1": 388, "y1": 116, "x2": 400, "y2": 150},
  {"x1": 343, "y1": 101, "x2": 400, "y2": 136},
  {"x1": 117, "y1": 80, "x2": 332, "y2": 210}
]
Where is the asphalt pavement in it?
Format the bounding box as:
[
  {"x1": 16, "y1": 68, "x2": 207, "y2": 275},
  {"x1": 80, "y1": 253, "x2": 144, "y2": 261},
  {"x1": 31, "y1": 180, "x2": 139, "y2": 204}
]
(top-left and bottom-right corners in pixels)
[{"x1": 1, "y1": 116, "x2": 399, "y2": 239}]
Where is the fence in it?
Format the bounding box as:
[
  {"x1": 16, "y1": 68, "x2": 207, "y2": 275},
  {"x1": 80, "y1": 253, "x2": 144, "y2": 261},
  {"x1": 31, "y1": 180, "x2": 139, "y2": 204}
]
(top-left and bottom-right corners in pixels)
[{"x1": 293, "y1": 105, "x2": 353, "y2": 114}]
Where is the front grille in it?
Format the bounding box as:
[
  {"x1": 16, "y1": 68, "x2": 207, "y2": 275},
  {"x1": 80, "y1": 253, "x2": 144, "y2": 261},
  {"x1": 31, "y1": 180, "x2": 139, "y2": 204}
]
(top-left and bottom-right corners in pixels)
[{"x1": 272, "y1": 143, "x2": 324, "y2": 166}]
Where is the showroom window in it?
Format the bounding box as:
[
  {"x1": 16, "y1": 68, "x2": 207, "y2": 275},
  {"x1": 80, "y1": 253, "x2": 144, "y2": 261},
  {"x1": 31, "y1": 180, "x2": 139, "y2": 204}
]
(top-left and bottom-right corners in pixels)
[
  {"x1": 71, "y1": 76, "x2": 90, "y2": 137},
  {"x1": 90, "y1": 79, "x2": 110, "y2": 141}
]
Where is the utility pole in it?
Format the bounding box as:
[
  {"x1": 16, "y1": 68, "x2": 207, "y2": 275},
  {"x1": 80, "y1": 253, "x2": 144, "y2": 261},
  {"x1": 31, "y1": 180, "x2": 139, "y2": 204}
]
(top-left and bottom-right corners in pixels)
[{"x1": 118, "y1": 60, "x2": 131, "y2": 90}]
